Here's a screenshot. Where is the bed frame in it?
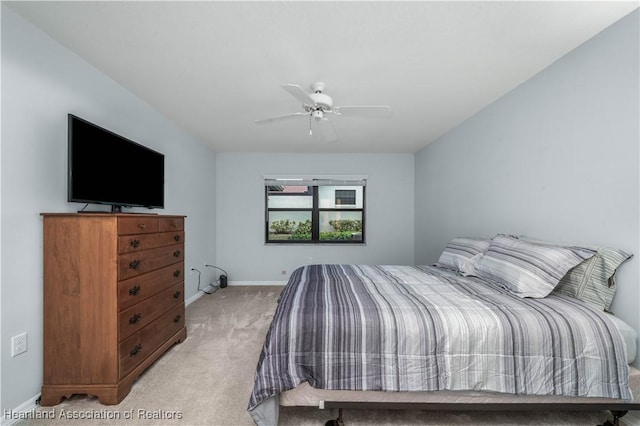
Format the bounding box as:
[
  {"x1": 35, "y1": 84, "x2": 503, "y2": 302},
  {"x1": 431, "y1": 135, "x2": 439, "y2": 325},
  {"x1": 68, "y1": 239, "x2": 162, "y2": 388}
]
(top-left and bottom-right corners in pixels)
[
  {"x1": 280, "y1": 370, "x2": 640, "y2": 426},
  {"x1": 322, "y1": 402, "x2": 640, "y2": 426}
]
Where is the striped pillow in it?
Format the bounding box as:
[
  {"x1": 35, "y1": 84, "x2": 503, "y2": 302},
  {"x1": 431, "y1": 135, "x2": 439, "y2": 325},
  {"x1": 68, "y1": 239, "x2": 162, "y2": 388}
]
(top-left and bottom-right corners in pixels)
[
  {"x1": 475, "y1": 235, "x2": 595, "y2": 298},
  {"x1": 435, "y1": 237, "x2": 490, "y2": 275},
  {"x1": 554, "y1": 247, "x2": 632, "y2": 311},
  {"x1": 518, "y1": 236, "x2": 633, "y2": 311}
]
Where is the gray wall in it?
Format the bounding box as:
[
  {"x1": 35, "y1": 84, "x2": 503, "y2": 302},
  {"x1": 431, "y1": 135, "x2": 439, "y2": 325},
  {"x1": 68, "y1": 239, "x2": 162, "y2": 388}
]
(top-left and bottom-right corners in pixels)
[
  {"x1": 415, "y1": 11, "x2": 639, "y2": 364},
  {"x1": 1, "y1": 6, "x2": 217, "y2": 413},
  {"x1": 215, "y1": 153, "x2": 415, "y2": 283}
]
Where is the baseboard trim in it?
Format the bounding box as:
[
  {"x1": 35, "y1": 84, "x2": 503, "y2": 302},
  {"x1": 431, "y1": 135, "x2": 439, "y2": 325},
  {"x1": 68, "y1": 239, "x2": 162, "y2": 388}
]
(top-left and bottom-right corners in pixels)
[
  {"x1": 2, "y1": 393, "x2": 40, "y2": 426},
  {"x1": 228, "y1": 281, "x2": 287, "y2": 286},
  {"x1": 186, "y1": 282, "x2": 285, "y2": 304},
  {"x1": 185, "y1": 289, "x2": 205, "y2": 306}
]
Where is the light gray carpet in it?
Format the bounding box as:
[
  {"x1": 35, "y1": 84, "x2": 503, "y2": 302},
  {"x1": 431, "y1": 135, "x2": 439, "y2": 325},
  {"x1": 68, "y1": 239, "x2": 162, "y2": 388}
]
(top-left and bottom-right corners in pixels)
[{"x1": 20, "y1": 286, "x2": 611, "y2": 425}]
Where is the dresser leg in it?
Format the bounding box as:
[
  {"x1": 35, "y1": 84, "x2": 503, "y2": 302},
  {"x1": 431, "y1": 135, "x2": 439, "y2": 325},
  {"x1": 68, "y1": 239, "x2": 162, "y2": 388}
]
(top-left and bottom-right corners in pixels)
[
  {"x1": 39, "y1": 389, "x2": 68, "y2": 407},
  {"x1": 40, "y1": 385, "x2": 122, "y2": 406}
]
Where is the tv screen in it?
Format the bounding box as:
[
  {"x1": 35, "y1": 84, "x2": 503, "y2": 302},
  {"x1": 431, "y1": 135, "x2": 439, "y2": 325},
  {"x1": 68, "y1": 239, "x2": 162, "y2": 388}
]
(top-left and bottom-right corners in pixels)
[{"x1": 68, "y1": 114, "x2": 164, "y2": 211}]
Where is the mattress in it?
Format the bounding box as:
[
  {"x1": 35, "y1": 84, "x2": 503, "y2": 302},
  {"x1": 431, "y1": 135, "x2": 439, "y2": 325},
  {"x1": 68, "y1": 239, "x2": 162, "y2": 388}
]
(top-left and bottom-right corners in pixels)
[{"x1": 606, "y1": 313, "x2": 638, "y2": 364}]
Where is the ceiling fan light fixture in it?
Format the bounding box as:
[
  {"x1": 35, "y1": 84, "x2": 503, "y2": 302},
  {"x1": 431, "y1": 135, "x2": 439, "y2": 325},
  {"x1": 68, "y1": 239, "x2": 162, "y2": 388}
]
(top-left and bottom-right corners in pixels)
[
  {"x1": 312, "y1": 110, "x2": 323, "y2": 120},
  {"x1": 309, "y1": 92, "x2": 333, "y2": 111}
]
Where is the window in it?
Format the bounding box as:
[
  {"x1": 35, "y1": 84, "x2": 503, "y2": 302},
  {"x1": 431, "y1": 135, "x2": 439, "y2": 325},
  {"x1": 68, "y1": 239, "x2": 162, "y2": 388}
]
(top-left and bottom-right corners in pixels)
[
  {"x1": 265, "y1": 178, "x2": 366, "y2": 244},
  {"x1": 335, "y1": 189, "x2": 356, "y2": 206}
]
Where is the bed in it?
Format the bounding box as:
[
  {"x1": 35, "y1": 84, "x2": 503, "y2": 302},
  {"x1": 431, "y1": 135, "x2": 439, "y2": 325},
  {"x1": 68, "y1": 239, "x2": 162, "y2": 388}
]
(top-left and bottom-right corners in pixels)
[{"x1": 248, "y1": 235, "x2": 639, "y2": 426}]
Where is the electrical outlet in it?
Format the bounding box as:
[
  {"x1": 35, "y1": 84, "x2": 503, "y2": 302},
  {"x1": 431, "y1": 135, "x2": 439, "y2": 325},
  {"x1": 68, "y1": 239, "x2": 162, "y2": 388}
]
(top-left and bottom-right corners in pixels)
[
  {"x1": 11, "y1": 332, "x2": 27, "y2": 357},
  {"x1": 281, "y1": 270, "x2": 287, "y2": 275}
]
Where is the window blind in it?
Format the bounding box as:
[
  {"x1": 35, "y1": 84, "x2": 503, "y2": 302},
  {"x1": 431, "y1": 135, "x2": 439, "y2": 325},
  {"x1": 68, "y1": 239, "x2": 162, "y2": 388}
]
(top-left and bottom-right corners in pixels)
[{"x1": 264, "y1": 177, "x2": 366, "y2": 187}]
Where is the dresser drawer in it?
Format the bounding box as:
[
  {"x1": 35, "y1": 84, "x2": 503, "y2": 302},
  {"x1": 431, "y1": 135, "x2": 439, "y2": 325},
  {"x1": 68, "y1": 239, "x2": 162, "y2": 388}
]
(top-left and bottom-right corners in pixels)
[
  {"x1": 119, "y1": 283, "x2": 184, "y2": 340},
  {"x1": 118, "y1": 231, "x2": 184, "y2": 254},
  {"x1": 118, "y1": 244, "x2": 184, "y2": 280},
  {"x1": 118, "y1": 217, "x2": 159, "y2": 235},
  {"x1": 119, "y1": 304, "x2": 185, "y2": 379},
  {"x1": 118, "y1": 263, "x2": 184, "y2": 311},
  {"x1": 159, "y1": 217, "x2": 184, "y2": 232}
]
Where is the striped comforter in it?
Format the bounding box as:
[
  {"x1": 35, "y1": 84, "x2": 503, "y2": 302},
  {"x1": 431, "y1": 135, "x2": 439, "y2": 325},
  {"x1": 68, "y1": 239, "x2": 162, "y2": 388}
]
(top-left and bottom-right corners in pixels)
[{"x1": 248, "y1": 264, "x2": 631, "y2": 416}]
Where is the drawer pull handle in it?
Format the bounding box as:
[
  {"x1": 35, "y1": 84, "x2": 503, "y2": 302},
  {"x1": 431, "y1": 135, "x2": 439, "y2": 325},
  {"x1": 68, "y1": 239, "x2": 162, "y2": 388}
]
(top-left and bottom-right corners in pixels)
[
  {"x1": 173, "y1": 250, "x2": 181, "y2": 258},
  {"x1": 170, "y1": 221, "x2": 177, "y2": 228},
  {"x1": 129, "y1": 260, "x2": 141, "y2": 270},
  {"x1": 173, "y1": 291, "x2": 181, "y2": 299},
  {"x1": 130, "y1": 239, "x2": 141, "y2": 248},
  {"x1": 173, "y1": 270, "x2": 181, "y2": 278},
  {"x1": 130, "y1": 344, "x2": 143, "y2": 356},
  {"x1": 129, "y1": 313, "x2": 142, "y2": 324},
  {"x1": 129, "y1": 285, "x2": 141, "y2": 296},
  {"x1": 174, "y1": 235, "x2": 181, "y2": 242},
  {"x1": 173, "y1": 315, "x2": 181, "y2": 323},
  {"x1": 137, "y1": 223, "x2": 146, "y2": 229}
]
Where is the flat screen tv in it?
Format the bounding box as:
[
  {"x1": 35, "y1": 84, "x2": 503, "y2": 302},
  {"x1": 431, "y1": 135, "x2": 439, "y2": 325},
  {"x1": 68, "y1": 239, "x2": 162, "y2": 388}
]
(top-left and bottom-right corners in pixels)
[{"x1": 68, "y1": 114, "x2": 164, "y2": 212}]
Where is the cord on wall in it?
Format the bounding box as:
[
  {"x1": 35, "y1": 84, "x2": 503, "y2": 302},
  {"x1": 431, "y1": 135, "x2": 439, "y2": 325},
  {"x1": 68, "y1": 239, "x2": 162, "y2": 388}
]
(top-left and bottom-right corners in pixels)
[
  {"x1": 192, "y1": 267, "x2": 216, "y2": 295},
  {"x1": 204, "y1": 264, "x2": 228, "y2": 276}
]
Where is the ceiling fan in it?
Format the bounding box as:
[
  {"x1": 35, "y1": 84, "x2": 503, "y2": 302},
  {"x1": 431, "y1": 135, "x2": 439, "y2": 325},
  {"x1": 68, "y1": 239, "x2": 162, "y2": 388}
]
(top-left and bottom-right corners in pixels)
[{"x1": 254, "y1": 82, "x2": 392, "y2": 142}]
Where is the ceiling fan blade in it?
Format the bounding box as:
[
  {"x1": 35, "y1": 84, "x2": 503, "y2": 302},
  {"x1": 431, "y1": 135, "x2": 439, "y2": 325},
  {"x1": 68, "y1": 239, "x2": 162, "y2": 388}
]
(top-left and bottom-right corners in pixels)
[
  {"x1": 254, "y1": 112, "x2": 308, "y2": 124},
  {"x1": 334, "y1": 106, "x2": 392, "y2": 117},
  {"x1": 281, "y1": 84, "x2": 315, "y2": 106}
]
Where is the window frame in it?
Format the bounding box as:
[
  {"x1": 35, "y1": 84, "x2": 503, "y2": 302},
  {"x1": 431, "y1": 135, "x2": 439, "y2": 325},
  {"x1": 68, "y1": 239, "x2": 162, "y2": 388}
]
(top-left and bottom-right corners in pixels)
[{"x1": 265, "y1": 180, "x2": 366, "y2": 245}]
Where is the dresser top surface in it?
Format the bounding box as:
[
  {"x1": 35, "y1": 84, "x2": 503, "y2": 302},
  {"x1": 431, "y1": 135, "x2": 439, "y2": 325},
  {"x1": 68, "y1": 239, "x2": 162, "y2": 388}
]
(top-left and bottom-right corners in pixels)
[{"x1": 42, "y1": 213, "x2": 186, "y2": 218}]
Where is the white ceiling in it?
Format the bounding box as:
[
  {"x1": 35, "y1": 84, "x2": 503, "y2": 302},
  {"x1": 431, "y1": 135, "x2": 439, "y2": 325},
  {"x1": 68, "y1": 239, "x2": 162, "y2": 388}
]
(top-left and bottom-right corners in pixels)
[{"x1": 6, "y1": 1, "x2": 638, "y2": 153}]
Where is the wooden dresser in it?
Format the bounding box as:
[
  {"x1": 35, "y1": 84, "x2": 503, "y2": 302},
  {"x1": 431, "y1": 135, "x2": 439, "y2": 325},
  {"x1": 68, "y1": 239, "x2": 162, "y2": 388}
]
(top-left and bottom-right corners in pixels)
[{"x1": 40, "y1": 213, "x2": 187, "y2": 406}]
